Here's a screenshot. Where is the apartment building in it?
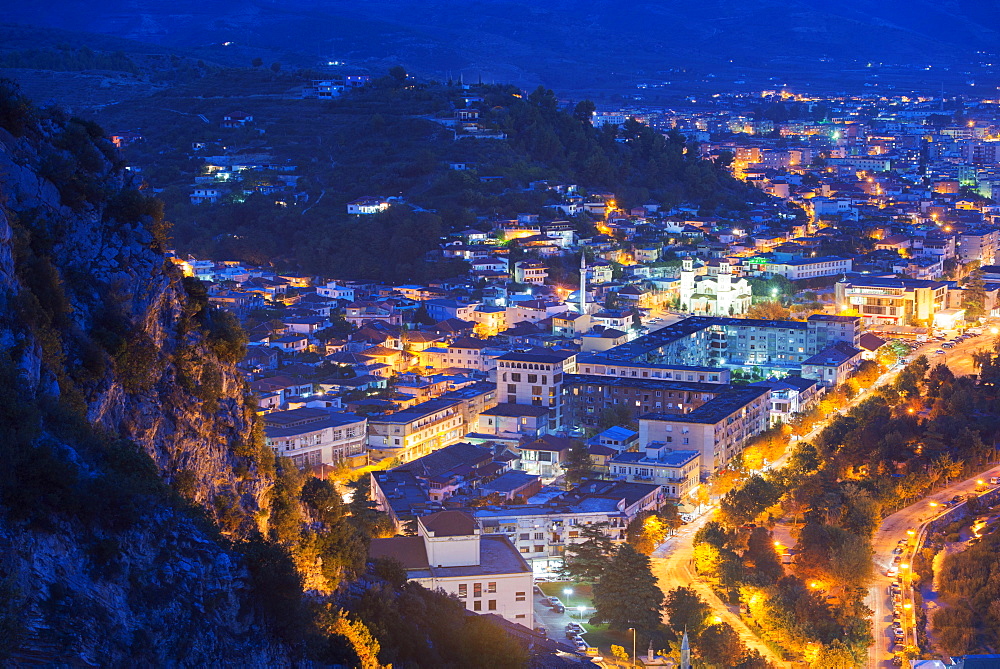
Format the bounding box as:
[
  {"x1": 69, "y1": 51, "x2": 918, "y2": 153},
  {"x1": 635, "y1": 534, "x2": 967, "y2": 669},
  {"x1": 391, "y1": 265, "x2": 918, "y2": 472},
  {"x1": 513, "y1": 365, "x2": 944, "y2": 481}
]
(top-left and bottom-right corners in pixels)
[
  {"x1": 495, "y1": 349, "x2": 576, "y2": 430},
  {"x1": 638, "y1": 387, "x2": 771, "y2": 472},
  {"x1": 563, "y1": 374, "x2": 732, "y2": 429},
  {"x1": 367, "y1": 398, "x2": 466, "y2": 463},
  {"x1": 608, "y1": 443, "x2": 701, "y2": 501},
  {"x1": 263, "y1": 408, "x2": 367, "y2": 469}
]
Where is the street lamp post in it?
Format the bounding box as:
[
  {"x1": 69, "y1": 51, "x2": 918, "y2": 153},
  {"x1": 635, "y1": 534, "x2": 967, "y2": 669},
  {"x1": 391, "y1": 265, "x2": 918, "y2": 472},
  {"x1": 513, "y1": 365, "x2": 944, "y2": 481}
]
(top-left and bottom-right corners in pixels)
[
  {"x1": 563, "y1": 587, "x2": 573, "y2": 609},
  {"x1": 628, "y1": 627, "x2": 636, "y2": 668}
]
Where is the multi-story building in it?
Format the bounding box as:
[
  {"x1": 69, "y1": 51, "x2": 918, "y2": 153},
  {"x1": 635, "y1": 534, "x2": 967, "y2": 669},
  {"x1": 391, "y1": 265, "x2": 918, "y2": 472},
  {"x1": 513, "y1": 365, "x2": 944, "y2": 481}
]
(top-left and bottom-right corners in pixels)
[
  {"x1": 591, "y1": 314, "x2": 859, "y2": 377},
  {"x1": 495, "y1": 349, "x2": 576, "y2": 430},
  {"x1": 444, "y1": 337, "x2": 499, "y2": 372},
  {"x1": 263, "y1": 408, "x2": 367, "y2": 469},
  {"x1": 473, "y1": 480, "x2": 662, "y2": 578},
  {"x1": 956, "y1": 229, "x2": 999, "y2": 265},
  {"x1": 835, "y1": 275, "x2": 949, "y2": 326},
  {"x1": 563, "y1": 374, "x2": 734, "y2": 429},
  {"x1": 741, "y1": 254, "x2": 853, "y2": 281},
  {"x1": 367, "y1": 398, "x2": 466, "y2": 463},
  {"x1": 513, "y1": 260, "x2": 548, "y2": 285},
  {"x1": 608, "y1": 443, "x2": 701, "y2": 501},
  {"x1": 638, "y1": 387, "x2": 771, "y2": 472},
  {"x1": 370, "y1": 511, "x2": 534, "y2": 627}
]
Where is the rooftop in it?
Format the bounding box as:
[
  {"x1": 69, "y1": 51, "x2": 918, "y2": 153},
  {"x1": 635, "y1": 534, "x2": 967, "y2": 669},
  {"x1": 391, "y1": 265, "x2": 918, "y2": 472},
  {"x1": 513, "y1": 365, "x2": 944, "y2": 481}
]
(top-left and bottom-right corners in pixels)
[
  {"x1": 420, "y1": 510, "x2": 479, "y2": 537},
  {"x1": 639, "y1": 386, "x2": 770, "y2": 424}
]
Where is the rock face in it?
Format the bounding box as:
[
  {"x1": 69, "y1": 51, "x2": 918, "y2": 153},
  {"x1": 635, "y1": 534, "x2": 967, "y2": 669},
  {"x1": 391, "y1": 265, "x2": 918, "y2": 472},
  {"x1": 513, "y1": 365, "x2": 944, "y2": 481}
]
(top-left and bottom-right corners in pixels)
[{"x1": 0, "y1": 93, "x2": 290, "y2": 663}]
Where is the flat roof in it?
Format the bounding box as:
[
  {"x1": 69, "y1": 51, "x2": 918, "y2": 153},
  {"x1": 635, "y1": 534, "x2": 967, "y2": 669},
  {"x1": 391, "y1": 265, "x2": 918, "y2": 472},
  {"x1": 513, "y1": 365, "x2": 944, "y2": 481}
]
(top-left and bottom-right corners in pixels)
[
  {"x1": 370, "y1": 398, "x2": 463, "y2": 424},
  {"x1": 639, "y1": 386, "x2": 770, "y2": 424},
  {"x1": 611, "y1": 447, "x2": 699, "y2": 467},
  {"x1": 565, "y1": 374, "x2": 730, "y2": 394}
]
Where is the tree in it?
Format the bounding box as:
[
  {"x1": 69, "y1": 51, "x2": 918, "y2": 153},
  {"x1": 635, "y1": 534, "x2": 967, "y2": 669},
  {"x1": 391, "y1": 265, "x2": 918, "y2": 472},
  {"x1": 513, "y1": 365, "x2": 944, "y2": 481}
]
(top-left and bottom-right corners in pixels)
[
  {"x1": 591, "y1": 544, "x2": 664, "y2": 638},
  {"x1": 561, "y1": 522, "x2": 615, "y2": 583},
  {"x1": 743, "y1": 301, "x2": 791, "y2": 320},
  {"x1": 961, "y1": 270, "x2": 987, "y2": 321},
  {"x1": 573, "y1": 99, "x2": 596, "y2": 123},
  {"x1": 270, "y1": 62, "x2": 281, "y2": 73},
  {"x1": 252, "y1": 57, "x2": 263, "y2": 68},
  {"x1": 697, "y1": 622, "x2": 746, "y2": 667},
  {"x1": 563, "y1": 441, "x2": 593, "y2": 489},
  {"x1": 388, "y1": 65, "x2": 407, "y2": 82},
  {"x1": 664, "y1": 586, "x2": 710, "y2": 637},
  {"x1": 627, "y1": 511, "x2": 667, "y2": 555}
]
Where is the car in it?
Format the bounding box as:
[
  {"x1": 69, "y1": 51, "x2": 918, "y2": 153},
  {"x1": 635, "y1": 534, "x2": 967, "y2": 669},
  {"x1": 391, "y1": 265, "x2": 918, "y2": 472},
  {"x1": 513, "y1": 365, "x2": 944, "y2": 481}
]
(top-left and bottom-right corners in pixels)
[
  {"x1": 566, "y1": 623, "x2": 583, "y2": 633},
  {"x1": 891, "y1": 657, "x2": 903, "y2": 666},
  {"x1": 887, "y1": 566, "x2": 898, "y2": 577},
  {"x1": 894, "y1": 629, "x2": 905, "y2": 640},
  {"x1": 553, "y1": 604, "x2": 565, "y2": 614},
  {"x1": 534, "y1": 585, "x2": 543, "y2": 595},
  {"x1": 892, "y1": 555, "x2": 902, "y2": 565},
  {"x1": 935, "y1": 349, "x2": 946, "y2": 355},
  {"x1": 990, "y1": 476, "x2": 999, "y2": 486},
  {"x1": 952, "y1": 495, "x2": 963, "y2": 504},
  {"x1": 547, "y1": 596, "x2": 563, "y2": 607},
  {"x1": 892, "y1": 547, "x2": 903, "y2": 555}
]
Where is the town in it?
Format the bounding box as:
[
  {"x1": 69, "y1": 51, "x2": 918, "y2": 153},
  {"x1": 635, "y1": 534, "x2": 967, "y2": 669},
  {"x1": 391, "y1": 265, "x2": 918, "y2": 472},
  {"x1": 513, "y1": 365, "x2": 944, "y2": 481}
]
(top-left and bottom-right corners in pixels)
[{"x1": 143, "y1": 81, "x2": 1000, "y2": 668}]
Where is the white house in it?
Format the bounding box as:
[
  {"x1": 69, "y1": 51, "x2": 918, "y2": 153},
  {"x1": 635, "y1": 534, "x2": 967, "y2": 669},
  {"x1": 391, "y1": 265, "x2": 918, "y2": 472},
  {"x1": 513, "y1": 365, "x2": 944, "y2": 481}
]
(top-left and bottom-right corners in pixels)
[
  {"x1": 190, "y1": 188, "x2": 222, "y2": 205},
  {"x1": 347, "y1": 196, "x2": 390, "y2": 215}
]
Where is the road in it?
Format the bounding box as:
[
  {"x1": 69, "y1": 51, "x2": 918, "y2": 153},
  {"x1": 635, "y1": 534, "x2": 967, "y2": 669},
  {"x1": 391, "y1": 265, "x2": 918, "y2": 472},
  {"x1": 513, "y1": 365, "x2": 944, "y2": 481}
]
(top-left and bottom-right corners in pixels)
[
  {"x1": 867, "y1": 466, "x2": 1000, "y2": 668},
  {"x1": 650, "y1": 514, "x2": 789, "y2": 667}
]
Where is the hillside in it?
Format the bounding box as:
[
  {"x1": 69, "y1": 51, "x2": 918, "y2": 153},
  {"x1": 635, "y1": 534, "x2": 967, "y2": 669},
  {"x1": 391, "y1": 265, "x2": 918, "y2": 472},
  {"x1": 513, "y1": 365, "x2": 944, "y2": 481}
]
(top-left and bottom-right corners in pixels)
[
  {"x1": 85, "y1": 73, "x2": 761, "y2": 281},
  {"x1": 0, "y1": 81, "x2": 527, "y2": 666},
  {"x1": 4, "y1": 0, "x2": 998, "y2": 95}
]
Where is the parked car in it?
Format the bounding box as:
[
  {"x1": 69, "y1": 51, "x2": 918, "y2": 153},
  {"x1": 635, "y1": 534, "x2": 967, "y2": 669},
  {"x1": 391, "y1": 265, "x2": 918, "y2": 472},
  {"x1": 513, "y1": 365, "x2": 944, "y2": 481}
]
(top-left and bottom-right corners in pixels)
[
  {"x1": 547, "y1": 596, "x2": 563, "y2": 608},
  {"x1": 892, "y1": 547, "x2": 903, "y2": 555},
  {"x1": 553, "y1": 604, "x2": 565, "y2": 614}
]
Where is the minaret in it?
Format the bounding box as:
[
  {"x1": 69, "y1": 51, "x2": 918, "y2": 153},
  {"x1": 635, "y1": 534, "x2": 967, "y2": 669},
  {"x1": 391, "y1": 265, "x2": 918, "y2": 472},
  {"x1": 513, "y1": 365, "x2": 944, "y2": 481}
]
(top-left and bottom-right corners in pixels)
[
  {"x1": 579, "y1": 253, "x2": 587, "y2": 315},
  {"x1": 680, "y1": 629, "x2": 691, "y2": 669}
]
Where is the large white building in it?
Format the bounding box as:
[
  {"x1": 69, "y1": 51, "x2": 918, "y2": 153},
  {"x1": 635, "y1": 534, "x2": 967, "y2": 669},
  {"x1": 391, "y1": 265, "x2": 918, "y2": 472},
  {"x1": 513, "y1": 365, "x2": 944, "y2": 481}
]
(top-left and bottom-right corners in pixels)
[
  {"x1": 263, "y1": 408, "x2": 367, "y2": 469},
  {"x1": 678, "y1": 259, "x2": 752, "y2": 316},
  {"x1": 369, "y1": 511, "x2": 534, "y2": 627}
]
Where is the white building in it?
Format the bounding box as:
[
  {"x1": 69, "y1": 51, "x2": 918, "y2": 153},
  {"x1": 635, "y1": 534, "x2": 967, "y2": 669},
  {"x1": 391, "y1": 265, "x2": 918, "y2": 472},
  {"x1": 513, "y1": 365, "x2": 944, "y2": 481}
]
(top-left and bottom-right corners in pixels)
[
  {"x1": 678, "y1": 259, "x2": 752, "y2": 316},
  {"x1": 263, "y1": 408, "x2": 367, "y2": 469},
  {"x1": 347, "y1": 196, "x2": 390, "y2": 215},
  {"x1": 316, "y1": 281, "x2": 356, "y2": 301},
  {"x1": 369, "y1": 511, "x2": 534, "y2": 627},
  {"x1": 190, "y1": 188, "x2": 222, "y2": 205}
]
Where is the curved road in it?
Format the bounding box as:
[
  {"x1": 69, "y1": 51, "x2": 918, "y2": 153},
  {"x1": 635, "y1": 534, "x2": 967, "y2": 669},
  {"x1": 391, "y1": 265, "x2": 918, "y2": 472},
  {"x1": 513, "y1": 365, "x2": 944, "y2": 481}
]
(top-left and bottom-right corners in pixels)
[
  {"x1": 867, "y1": 466, "x2": 1000, "y2": 667},
  {"x1": 646, "y1": 326, "x2": 998, "y2": 668}
]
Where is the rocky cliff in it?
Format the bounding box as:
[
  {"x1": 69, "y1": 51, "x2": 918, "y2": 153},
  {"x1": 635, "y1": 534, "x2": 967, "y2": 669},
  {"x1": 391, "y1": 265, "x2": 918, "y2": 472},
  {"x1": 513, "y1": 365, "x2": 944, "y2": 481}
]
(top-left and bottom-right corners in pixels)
[{"x1": 0, "y1": 82, "x2": 292, "y2": 665}]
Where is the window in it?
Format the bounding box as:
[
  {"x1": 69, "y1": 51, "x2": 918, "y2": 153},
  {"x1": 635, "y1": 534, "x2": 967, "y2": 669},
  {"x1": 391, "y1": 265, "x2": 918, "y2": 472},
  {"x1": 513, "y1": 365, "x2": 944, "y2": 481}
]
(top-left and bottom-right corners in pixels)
[
  {"x1": 511, "y1": 373, "x2": 521, "y2": 382},
  {"x1": 533, "y1": 532, "x2": 544, "y2": 541},
  {"x1": 474, "y1": 583, "x2": 482, "y2": 598},
  {"x1": 519, "y1": 533, "x2": 529, "y2": 541},
  {"x1": 473, "y1": 601, "x2": 482, "y2": 611},
  {"x1": 458, "y1": 584, "x2": 467, "y2": 598},
  {"x1": 528, "y1": 374, "x2": 537, "y2": 383},
  {"x1": 487, "y1": 582, "x2": 497, "y2": 593},
  {"x1": 488, "y1": 600, "x2": 497, "y2": 611},
  {"x1": 516, "y1": 592, "x2": 526, "y2": 602}
]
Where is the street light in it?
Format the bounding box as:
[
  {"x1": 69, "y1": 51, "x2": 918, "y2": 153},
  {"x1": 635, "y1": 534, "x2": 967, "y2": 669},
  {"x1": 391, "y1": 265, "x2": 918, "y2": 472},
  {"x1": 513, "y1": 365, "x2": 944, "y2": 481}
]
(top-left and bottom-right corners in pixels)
[
  {"x1": 563, "y1": 587, "x2": 573, "y2": 606},
  {"x1": 576, "y1": 605, "x2": 586, "y2": 621},
  {"x1": 628, "y1": 627, "x2": 636, "y2": 669}
]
